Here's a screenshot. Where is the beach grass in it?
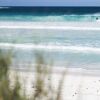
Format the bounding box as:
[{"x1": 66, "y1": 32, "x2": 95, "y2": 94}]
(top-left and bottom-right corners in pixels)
[{"x1": 0, "y1": 51, "x2": 66, "y2": 100}]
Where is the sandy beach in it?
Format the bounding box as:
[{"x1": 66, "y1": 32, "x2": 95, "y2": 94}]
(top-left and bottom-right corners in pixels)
[{"x1": 9, "y1": 67, "x2": 100, "y2": 100}]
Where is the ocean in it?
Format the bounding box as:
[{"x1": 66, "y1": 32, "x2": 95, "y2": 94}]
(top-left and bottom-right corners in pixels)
[
  {"x1": 0, "y1": 7, "x2": 100, "y2": 22},
  {"x1": 0, "y1": 7, "x2": 100, "y2": 69}
]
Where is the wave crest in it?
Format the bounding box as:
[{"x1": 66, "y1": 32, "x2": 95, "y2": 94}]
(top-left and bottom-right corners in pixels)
[{"x1": 0, "y1": 43, "x2": 100, "y2": 54}]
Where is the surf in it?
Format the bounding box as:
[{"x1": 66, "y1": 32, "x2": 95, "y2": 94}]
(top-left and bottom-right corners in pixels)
[
  {"x1": 0, "y1": 25, "x2": 100, "y2": 30},
  {"x1": 1, "y1": 43, "x2": 100, "y2": 54}
]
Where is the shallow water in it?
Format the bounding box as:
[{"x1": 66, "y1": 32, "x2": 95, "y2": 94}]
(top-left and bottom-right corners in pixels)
[{"x1": 0, "y1": 25, "x2": 100, "y2": 69}]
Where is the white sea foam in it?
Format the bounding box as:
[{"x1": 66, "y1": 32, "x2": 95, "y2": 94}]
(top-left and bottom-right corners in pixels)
[
  {"x1": 0, "y1": 25, "x2": 100, "y2": 30},
  {"x1": 0, "y1": 21, "x2": 100, "y2": 30},
  {"x1": 0, "y1": 43, "x2": 100, "y2": 54},
  {"x1": 0, "y1": 7, "x2": 10, "y2": 9}
]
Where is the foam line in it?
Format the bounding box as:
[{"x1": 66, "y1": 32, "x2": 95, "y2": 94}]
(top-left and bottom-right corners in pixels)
[
  {"x1": 0, "y1": 25, "x2": 100, "y2": 30},
  {"x1": 0, "y1": 43, "x2": 100, "y2": 54}
]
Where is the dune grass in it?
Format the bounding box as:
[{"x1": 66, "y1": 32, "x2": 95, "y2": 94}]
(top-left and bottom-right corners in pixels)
[{"x1": 0, "y1": 51, "x2": 66, "y2": 100}]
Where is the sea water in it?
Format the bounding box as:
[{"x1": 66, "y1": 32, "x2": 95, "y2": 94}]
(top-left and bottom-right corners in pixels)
[{"x1": 0, "y1": 7, "x2": 100, "y2": 69}]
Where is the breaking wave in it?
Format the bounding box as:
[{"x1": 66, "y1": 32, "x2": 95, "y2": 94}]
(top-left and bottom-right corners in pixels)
[{"x1": 1, "y1": 43, "x2": 100, "y2": 54}]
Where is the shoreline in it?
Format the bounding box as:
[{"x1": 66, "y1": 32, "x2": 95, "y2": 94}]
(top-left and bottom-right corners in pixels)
[{"x1": 10, "y1": 67, "x2": 100, "y2": 77}]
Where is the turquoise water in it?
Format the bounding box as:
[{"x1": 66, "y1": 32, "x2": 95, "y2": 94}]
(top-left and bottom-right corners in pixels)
[
  {"x1": 0, "y1": 7, "x2": 100, "y2": 22},
  {"x1": 0, "y1": 7, "x2": 100, "y2": 69},
  {"x1": 0, "y1": 14, "x2": 99, "y2": 22}
]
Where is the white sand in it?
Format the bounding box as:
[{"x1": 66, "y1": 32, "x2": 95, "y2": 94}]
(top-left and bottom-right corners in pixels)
[{"x1": 9, "y1": 67, "x2": 100, "y2": 100}]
